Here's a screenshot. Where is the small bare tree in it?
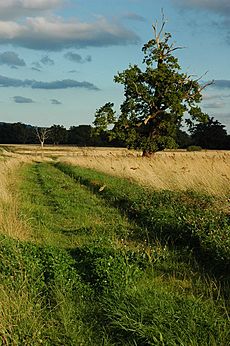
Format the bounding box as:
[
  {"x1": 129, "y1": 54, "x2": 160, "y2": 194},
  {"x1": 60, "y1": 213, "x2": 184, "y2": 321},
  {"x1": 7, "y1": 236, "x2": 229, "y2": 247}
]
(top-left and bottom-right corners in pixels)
[{"x1": 35, "y1": 127, "x2": 50, "y2": 149}]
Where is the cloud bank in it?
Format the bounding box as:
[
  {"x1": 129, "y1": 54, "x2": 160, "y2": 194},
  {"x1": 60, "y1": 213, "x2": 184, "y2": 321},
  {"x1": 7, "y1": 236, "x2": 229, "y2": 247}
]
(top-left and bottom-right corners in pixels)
[
  {"x1": 0, "y1": 74, "x2": 99, "y2": 90},
  {"x1": 0, "y1": 16, "x2": 140, "y2": 51}
]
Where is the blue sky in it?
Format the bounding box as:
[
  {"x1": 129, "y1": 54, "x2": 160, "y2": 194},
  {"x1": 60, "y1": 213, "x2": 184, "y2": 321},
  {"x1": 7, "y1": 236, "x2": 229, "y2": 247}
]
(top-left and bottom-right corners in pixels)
[{"x1": 0, "y1": 0, "x2": 229, "y2": 132}]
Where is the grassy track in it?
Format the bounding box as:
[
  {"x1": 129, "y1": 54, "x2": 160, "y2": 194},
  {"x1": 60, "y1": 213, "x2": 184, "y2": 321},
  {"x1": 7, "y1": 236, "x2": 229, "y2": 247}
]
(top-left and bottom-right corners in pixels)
[
  {"x1": 0, "y1": 161, "x2": 229, "y2": 345},
  {"x1": 18, "y1": 162, "x2": 136, "y2": 247}
]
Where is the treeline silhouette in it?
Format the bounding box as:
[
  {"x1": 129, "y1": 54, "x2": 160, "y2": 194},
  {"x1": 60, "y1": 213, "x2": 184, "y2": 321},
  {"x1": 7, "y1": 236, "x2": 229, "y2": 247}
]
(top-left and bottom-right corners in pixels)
[
  {"x1": 0, "y1": 118, "x2": 229, "y2": 149},
  {"x1": 0, "y1": 122, "x2": 122, "y2": 147}
]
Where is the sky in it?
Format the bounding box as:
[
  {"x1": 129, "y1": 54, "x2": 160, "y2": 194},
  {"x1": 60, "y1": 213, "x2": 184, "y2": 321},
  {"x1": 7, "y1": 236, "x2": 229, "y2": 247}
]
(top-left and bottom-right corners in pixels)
[{"x1": 0, "y1": 0, "x2": 229, "y2": 132}]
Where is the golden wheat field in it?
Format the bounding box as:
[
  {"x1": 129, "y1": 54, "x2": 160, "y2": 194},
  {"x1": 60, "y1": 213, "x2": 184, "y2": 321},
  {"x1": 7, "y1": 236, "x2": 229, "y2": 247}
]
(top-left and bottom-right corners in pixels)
[{"x1": 1, "y1": 144, "x2": 230, "y2": 197}]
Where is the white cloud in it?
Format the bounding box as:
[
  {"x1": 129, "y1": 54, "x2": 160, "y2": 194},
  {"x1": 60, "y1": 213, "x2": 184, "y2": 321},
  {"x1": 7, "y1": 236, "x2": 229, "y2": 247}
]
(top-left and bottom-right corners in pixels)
[
  {"x1": 0, "y1": 0, "x2": 63, "y2": 20},
  {"x1": 17, "y1": 0, "x2": 62, "y2": 9},
  {"x1": 0, "y1": 16, "x2": 139, "y2": 50}
]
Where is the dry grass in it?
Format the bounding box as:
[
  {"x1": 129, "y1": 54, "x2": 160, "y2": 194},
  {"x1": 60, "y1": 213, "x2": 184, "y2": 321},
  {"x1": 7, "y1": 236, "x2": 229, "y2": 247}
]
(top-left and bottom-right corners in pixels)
[
  {"x1": 59, "y1": 150, "x2": 230, "y2": 196},
  {"x1": 0, "y1": 151, "x2": 32, "y2": 240},
  {"x1": 1, "y1": 144, "x2": 230, "y2": 196},
  {"x1": 2, "y1": 144, "x2": 140, "y2": 158}
]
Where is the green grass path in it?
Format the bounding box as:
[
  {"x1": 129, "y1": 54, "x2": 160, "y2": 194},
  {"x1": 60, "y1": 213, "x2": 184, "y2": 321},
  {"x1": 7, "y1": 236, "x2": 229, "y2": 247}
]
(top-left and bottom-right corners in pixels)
[
  {"x1": 0, "y1": 161, "x2": 229, "y2": 345},
  {"x1": 19, "y1": 161, "x2": 137, "y2": 247}
]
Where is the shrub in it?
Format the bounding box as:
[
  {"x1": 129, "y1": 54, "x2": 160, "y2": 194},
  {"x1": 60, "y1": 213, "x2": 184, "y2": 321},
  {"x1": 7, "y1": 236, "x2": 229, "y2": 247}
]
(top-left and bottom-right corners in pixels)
[{"x1": 187, "y1": 145, "x2": 202, "y2": 151}]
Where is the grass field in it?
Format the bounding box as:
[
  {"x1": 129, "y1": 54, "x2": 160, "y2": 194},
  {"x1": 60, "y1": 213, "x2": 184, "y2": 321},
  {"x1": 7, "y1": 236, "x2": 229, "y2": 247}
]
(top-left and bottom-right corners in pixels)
[{"x1": 0, "y1": 145, "x2": 229, "y2": 345}]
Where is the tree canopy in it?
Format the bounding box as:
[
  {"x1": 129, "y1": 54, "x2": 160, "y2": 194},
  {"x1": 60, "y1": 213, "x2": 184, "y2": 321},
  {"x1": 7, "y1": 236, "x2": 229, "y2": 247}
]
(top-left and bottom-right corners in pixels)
[
  {"x1": 93, "y1": 15, "x2": 212, "y2": 154},
  {"x1": 190, "y1": 117, "x2": 230, "y2": 149}
]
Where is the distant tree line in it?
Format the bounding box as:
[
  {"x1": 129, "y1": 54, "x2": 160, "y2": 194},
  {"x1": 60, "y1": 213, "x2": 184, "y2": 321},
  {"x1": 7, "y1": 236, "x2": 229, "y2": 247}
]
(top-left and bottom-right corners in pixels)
[
  {"x1": 0, "y1": 122, "x2": 121, "y2": 147},
  {"x1": 0, "y1": 118, "x2": 229, "y2": 150}
]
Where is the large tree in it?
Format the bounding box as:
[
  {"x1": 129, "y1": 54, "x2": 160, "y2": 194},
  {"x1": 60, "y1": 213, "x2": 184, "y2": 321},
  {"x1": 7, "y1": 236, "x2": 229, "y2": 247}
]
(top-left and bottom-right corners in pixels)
[{"x1": 93, "y1": 16, "x2": 212, "y2": 155}]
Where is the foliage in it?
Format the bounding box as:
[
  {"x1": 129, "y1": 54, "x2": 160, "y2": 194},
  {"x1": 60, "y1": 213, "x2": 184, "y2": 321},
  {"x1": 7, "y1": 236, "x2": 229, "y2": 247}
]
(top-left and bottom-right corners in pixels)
[
  {"x1": 49, "y1": 124, "x2": 67, "y2": 145},
  {"x1": 93, "y1": 16, "x2": 211, "y2": 154},
  {"x1": 0, "y1": 122, "x2": 35, "y2": 144},
  {"x1": 0, "y1": 122, "x2": 113, "y2": 147},
  {"x1": 176, "y1": 129, "x2": 192, "y2": 148},
  {"x1": 92, "y1": 103, "x2": 125, "y2": 147},
  {"x1": 190, "y1": 116, "x2": 230, "y2": 149},
  {"x1": 68, "y1": 125, "x2": 93, "y2": 146},
  {"x1": 93, "y1": 102, "x2": 116, "y2": 135}
]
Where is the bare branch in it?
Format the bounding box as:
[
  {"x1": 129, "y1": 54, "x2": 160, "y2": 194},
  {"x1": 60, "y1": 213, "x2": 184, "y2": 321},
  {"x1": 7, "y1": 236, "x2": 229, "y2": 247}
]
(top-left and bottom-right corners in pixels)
[
  {"x1": 198, "y1": 80, "x2": 214, "y2": 93},
  {"x1": 169, "y1": 46, "x2": 185, "y2": 53},
  {"x1": 152, "y1": 10, "x2": 167, "y2": 48},
  {"x1": 194, "y1": 71, "x2": 209, "y2": 83},
  {"x1": 35, "y1": 127, "x2": 51, "y2": 148}
]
